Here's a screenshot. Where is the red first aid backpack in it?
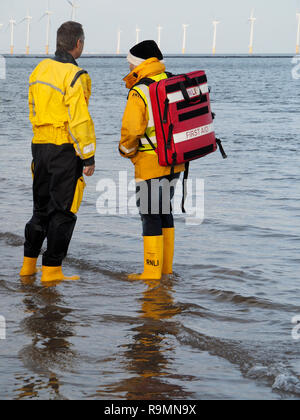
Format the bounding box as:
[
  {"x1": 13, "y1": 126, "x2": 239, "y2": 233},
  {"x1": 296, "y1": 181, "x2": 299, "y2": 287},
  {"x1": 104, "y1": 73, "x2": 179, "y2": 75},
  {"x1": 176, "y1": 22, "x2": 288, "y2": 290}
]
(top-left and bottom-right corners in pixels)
[
  {"x1": 139, "y1": 70, "x2": 227, "y2": 166},
  {"x1": 133, "y1": 70, "x2": 227, "y2": 212}
]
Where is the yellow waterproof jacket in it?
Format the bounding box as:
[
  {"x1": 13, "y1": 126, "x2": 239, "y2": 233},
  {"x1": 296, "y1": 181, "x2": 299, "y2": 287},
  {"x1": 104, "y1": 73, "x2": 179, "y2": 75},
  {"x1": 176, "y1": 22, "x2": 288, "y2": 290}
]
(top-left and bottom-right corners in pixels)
[
  {"x1": 29, "y1": 51, "x2": 96, "y2": 165},
  {"x1": 119, "y1": 58, "x2": 185, "y2": 181}
]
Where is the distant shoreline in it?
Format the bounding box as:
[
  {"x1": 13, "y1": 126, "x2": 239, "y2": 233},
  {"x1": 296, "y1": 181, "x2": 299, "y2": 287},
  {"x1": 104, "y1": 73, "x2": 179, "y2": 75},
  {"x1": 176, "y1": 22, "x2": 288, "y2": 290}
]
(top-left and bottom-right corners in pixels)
[{"x1": 0, "y1": 54, "x2": 296, "y2": 59}]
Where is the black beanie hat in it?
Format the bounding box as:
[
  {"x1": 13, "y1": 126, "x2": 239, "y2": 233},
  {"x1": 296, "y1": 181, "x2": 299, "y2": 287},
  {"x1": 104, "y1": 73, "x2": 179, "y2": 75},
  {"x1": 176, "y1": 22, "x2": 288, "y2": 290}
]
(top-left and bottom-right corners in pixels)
[{"x1": 127, "y1": 40, "x2": 163, "y2": 66}]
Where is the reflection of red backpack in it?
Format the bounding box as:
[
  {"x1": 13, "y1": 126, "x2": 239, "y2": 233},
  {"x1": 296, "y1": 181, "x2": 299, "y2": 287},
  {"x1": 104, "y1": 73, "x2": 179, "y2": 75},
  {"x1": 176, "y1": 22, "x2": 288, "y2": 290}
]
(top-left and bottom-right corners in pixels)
[{"x1": 143, "y1": 70, "x2": 227, "y2": 166}]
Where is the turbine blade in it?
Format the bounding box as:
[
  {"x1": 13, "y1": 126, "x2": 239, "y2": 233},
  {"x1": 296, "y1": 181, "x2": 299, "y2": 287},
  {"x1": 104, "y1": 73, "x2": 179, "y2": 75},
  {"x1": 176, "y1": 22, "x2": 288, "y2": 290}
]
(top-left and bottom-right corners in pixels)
[{"x1": 39, "y1": 13, "x2": 47, "y2": 22}]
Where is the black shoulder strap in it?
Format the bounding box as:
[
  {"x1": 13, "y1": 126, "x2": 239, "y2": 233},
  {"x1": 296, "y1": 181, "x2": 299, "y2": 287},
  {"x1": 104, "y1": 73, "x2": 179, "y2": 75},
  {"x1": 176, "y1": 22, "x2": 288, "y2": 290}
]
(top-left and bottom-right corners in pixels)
[
  {"x1": 128, "y1": 78, "x2": 156, "y2": 100},
  {"x1": 130, "y1": 78, "x2": 156, "y2": 94},
  {"x1": 71, "y1": 70, "x2": 88, "y2": 88},
  {"x1": 144, "y1": 133, "x2": 156, "y2": 151}
]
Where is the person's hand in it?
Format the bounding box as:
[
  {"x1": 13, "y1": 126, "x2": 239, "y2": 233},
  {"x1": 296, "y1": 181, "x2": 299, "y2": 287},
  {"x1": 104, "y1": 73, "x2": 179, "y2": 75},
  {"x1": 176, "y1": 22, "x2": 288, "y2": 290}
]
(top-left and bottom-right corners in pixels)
[{"x1": 83, "y1": 164, "x2": 95, "y2": 177}]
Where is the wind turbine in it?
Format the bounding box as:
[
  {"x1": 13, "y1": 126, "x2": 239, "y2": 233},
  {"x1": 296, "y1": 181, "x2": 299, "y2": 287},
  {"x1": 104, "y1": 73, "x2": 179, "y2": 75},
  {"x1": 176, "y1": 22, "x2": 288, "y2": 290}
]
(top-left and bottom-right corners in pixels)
[
  {"x1": 212, "y1": 20, "x2": 220, "y2": 55},
  {"x1": 67, "y1": 0, "x2": 79, "y2": 21},
  {"x1": 182, "y1": 24, "x2": 189, "y2": 54},
  {"x1": 116, "y1": 29, "x2": 122, "y2": 54},
  {"x1": 157, "y1": 25, "x2": 163, "y2": 49},
  {"x1": 248, "y1": 9, "x2": 257, "y2": 55},
  {"x1": 296, "y1": 13, "x2": 300, "y2": 54},
  {"x1": 136, "y1": 26, "x2": 141, "y2": 45},
  {"x1": 19, "y1": 12, "x2": 33, "y2": 55},
  {"x1": 9, "y1": 19, "x2": 16, "y2": 55},
  {"x1": 40, "y1": 1, "x2": 53, "y2": 55}
]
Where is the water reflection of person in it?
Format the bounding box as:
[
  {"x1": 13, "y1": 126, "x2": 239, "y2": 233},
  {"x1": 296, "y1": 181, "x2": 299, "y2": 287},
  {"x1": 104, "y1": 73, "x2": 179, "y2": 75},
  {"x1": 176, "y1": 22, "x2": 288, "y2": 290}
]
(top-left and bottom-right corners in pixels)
[
  {"x1": 15, "y1": 278, "x2": 76, "y2": 400},
  {"x1": 101, "y1": 277, "x2": 192, "y2": 400}
]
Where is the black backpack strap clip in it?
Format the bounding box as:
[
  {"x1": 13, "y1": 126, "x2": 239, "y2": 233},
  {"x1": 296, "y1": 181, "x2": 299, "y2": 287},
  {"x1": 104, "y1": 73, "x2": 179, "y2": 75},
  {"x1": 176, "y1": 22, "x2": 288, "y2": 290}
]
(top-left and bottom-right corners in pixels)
[
  {"x1": 181, "y1": 162, "x2": 190, "y2": 213},
  {"x1": 216, "y1": 138, "x2": 228, "y2": 159}
]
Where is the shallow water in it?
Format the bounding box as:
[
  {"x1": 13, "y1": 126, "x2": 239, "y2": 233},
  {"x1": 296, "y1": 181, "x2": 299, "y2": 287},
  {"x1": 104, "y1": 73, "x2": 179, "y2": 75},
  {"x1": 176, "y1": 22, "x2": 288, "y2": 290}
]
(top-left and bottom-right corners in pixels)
[{"x1": 0, "y1": 56, "x2": 300, "y2": 400}]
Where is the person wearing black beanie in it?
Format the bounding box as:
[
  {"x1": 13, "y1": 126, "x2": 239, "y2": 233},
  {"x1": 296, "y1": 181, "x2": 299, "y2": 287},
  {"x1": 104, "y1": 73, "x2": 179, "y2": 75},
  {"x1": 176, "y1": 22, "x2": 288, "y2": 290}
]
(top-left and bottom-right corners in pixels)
[
  {"x1": 119, "y1": 41, "x2": 185, "y2": 281},
  {"x1": 127, "y1": 40, "x2": 164, "y2": 68}
]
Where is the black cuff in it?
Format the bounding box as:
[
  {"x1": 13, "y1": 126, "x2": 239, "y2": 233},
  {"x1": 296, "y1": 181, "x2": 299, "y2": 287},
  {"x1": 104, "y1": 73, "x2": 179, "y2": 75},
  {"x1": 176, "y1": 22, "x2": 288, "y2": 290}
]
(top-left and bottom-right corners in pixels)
[{"x1": 83, "y1": 156, "x2": 95, "y2": 167}]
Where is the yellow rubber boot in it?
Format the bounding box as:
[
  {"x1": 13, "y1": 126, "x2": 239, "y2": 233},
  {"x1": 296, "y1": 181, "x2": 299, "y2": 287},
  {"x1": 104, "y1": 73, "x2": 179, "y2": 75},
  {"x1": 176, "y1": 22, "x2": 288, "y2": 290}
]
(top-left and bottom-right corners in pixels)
[
  {"x1": 20, "y1": 257, "x2": 38, "y2": 276},
  {"x1": 128, "y1": 236, "x2": 164, "y2": 281},
  {"x1": 162, "y1": 228, "x2": 175, "y2": 275},
  {"x1": 41, "y1": 266, "x2": 80, "y2": 284}
]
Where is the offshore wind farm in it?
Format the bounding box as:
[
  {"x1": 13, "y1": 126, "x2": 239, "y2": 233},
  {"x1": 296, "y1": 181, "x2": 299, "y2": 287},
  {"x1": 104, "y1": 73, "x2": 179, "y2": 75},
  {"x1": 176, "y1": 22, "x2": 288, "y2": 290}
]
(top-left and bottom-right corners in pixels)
[{"x1": 0, "y1": 0, "x2": 299, "y2": 56}]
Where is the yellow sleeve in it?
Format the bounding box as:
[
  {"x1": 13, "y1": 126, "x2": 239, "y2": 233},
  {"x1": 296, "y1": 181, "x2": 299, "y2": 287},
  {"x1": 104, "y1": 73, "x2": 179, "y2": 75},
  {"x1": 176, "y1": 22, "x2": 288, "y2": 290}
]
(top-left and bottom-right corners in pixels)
[
  {"x1": 28, "y1": 71, "x2": 37, "y2": 127},
  {"x1": 28, "y1": 83, "x2": 35, "y2": 126},
  {"x1": 65, "y1": 72, "x2": 96, "y2": 164},
  {"x1": 119, "y1": 90, "x2": 148, "y2": 159}
]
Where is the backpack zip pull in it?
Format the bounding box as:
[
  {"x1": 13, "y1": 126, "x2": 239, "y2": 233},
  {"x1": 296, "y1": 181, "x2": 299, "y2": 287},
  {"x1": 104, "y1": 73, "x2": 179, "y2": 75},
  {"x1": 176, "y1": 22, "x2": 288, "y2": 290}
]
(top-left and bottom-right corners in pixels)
[
  {"x1": 163, "y1": 98, "x2": 169, "y2": 123},
  {"x1": 167, "y1": 124, "x2": 174, "y2": 149}
]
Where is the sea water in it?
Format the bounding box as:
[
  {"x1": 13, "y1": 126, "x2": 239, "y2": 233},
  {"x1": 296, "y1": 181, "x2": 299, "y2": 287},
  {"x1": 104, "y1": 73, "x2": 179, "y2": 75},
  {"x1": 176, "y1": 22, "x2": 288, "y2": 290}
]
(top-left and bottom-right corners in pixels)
[{"x1": 0, "y1": 55, "x2": 299, "y2": 400}]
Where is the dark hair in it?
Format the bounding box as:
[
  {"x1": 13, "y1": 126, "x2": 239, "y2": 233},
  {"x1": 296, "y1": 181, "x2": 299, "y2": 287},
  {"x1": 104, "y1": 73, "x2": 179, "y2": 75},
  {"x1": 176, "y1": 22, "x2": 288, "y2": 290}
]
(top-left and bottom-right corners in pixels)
[{"x1": 56, "y1": 21, "x2": 84, "y2": 52}]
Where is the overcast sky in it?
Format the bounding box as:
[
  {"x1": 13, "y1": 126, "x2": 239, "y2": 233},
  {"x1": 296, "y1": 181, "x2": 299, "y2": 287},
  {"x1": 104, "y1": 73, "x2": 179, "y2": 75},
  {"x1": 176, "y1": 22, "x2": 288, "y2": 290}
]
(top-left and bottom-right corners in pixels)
[{"x1": 0, "y1": 0, "x2": 300, "y2": 54}]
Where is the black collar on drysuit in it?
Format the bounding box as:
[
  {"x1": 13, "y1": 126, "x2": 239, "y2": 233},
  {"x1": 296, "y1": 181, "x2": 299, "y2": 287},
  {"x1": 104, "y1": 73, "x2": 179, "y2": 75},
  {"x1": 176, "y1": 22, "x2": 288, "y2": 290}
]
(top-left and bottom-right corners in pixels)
[{"x1": 54, "y1": 50, "x2": 78, "y2": 66}]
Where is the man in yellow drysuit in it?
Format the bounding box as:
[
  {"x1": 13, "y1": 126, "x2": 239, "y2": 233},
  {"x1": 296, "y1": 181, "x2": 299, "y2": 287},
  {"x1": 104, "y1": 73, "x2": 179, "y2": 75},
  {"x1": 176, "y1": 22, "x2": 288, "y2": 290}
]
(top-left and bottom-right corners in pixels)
[
  {"x1": 20, "y1": 21, "x2": 96, "y2": 283},
  {"x1": 119, "y1": 41, "x2": 185, "y2": 280}
]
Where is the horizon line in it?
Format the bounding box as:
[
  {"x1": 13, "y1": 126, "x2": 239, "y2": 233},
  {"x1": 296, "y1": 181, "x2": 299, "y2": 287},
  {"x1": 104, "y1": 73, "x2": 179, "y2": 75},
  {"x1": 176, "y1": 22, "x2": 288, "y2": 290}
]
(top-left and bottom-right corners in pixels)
[{"x1": 0, "y1": 53, "x2": 296, "y2": 58}]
